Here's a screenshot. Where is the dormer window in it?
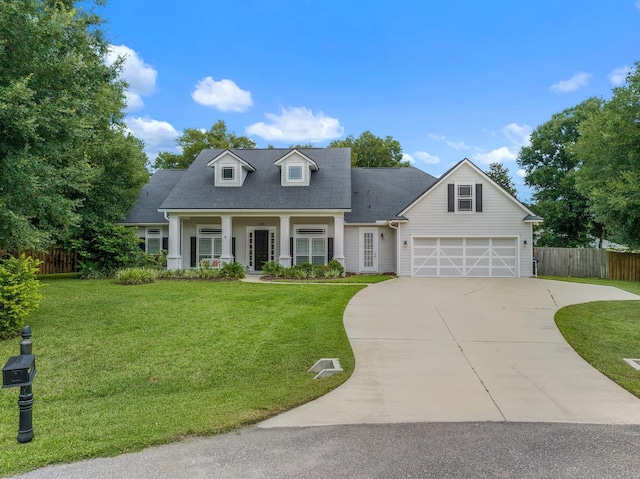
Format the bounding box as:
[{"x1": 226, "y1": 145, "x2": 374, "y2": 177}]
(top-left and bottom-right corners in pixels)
[
  {"x1": 288, "y1": 165, "x2": 303, "y2": 181},
  {"x1": 457, "y1": 185, "x2": 473, "y2": 211},
  {"x1": 274, "y1": 149, "x2": 318, "y2": 187},
  {"x1": 221, "y1": 166, "x2": 235, "y2": 181}
]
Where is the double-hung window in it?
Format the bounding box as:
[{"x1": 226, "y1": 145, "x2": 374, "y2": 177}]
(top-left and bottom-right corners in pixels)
[
  {"x1": 294, "y1": 227, "x2": 326, "y2": 265},
  {"x1": 288, "y1": 165, "x2": 303, "y2": 181},
  {"x1": 197, "y1": 226, "x2": 222, "y2": 267},
  {"x1": 457, "y1": 184, "x2": 473, "y2": 212},
  {"x1": 146, "y1": 228, "x2": 162, "y2": 254}
]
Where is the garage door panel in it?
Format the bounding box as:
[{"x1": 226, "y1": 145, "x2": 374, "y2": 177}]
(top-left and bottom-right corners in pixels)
[{"x1": 412, "y1": 237, "x2": 517, "y2": 278}]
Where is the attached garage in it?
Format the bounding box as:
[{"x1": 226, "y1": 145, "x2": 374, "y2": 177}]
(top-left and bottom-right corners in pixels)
[{"x1": 411, "y1": 237, "x2": 518, "y2": 277}]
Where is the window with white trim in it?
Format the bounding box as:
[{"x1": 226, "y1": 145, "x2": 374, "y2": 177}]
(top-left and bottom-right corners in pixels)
[
  {"x1": 288, "y1": 165, "x2": 303, "y2": 181},
  {"x1": 146, "y1": 228, "x2": 162, "y2": 254},
  {"x1": 197, "y1": 225, "x2": 222, "y2": 267},
  {"x1": 221, "y1": 166, "x2": 235, "y2": 181},
  {"x1": 457, "y1": 184, "x2": 473, "y2": 212},
  {"x1": 294, "y1": 226, "x2": 326, "y2": 265}
]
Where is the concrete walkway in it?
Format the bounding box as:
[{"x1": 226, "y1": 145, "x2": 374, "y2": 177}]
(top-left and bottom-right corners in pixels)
[{"x1": 262, "y1": 278, "x2": 640, "y2": 427}]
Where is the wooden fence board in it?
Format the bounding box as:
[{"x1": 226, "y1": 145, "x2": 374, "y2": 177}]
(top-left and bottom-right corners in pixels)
[
  {"x1": 535, "y1": 247, "x2": 640, "y2": 281},
  {"x1": 22, "y1": 249, "x2": 78, "y2": 274}
]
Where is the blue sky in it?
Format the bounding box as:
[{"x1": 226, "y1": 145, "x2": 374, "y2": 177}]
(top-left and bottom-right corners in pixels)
[{"x1": 101, "y1": 0, "x2": 640, "y2": 199}]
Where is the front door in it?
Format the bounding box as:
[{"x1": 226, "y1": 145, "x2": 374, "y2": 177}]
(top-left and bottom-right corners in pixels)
[
  {"x1": 359, "y1": 228, "x2": 378, "y2": 273},
  {"x1": 254, "y1": 230, "x2": 269, "y2": 271}
]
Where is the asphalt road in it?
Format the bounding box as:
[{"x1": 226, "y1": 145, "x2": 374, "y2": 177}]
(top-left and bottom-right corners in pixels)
[{"x1": 11, "y1": 422, "x2": 640, "y2": 479}]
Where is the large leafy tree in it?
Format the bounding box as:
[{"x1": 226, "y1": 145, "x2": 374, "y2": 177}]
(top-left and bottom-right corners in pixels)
[
  {"x1": 153, "y1": 120, "x2": 256, "y2": 169},
  {"x1": 485, "y1": 162, "x2": 517, "y2": 197},
  {"x1": 329, "y1": 131, "x2": 408, "y2": 167},
  {"x1": 573, "y1": 63, "x2": 640, "y2": 248},
  {"x1": 0, "y1": 0, "x2": 148, "y2": 252},
  {"x1": 517, "y1": 98, "x2": 604, "y2": 247}
]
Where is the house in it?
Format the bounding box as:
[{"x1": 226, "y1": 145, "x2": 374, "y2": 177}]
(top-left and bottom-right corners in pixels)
[{"x1": 120, "y1": 148, "x2": 542, "y2": 277}]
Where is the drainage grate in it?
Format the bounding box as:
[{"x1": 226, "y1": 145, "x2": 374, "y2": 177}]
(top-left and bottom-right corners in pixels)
[{"x1": 623, "y1": 358, "x2": 640, "y2": 371}]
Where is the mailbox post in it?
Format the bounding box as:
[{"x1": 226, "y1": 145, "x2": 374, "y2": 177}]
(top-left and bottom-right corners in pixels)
[{"x1": 2, "y1": 326, "x2": 36, "y2": 443}]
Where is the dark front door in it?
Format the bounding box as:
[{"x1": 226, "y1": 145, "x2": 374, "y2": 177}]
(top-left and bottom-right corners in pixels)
[{"x1": 255, "y1": 230, "x2": 269, "y2": 270}]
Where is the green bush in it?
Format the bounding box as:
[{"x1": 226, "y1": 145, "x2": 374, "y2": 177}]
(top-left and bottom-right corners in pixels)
[
  {"x1": 114, "y1": 267, "x2": 157, "y2": 285},
  {"x1": 219, "y1": 261, "x2": 245, "y2": 279},
  {"x1": 327, "y1": 259, "x2": 345, "y2": 276},
  {"x1": 0, "y1": 255, "x2": 42, "y2": 339},
  {"x1": 262, "y1": 261, "x2": 284, "y2": 277}
]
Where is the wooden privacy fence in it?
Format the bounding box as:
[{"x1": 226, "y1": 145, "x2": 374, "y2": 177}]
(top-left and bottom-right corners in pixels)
[
  {"x1": 535, "y1": 247, "x2": 640, "y2": 281},
  {"x1": 23, "y1": 249, "x2": 79, "y2": 275}
]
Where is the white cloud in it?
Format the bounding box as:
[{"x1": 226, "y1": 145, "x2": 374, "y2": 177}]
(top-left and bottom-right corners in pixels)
[
  {"x1": 608, "y1": 66, "x2": 631, "y2": 86},
  {"x1": 550, "y1": 71, "x2": 592, "y2": 93},
  {"x1": 411, "y1": 151, "x2": 441, "y2": 165},
  {"x1": 473, "y1": 146, "x2": 517, "y2": 164},
  {"x1": 192, "y1": 77, "x2": 253, "y2": 112},
  {"x1": 428, "y1": 133, "x2": 469, "y2": 150},
  {"x1": 517, "y1": 169, "x2": 527, "y2": 178},
  {"x1": 246, "y1": 107, "x2": 343, "y2": 142},
  {"x1": 427, "y1": 133, "x2": 446, "y2": 141},
  {"x1": 502, "y1": 123, "x2": 532, "y2": 148},
  {"x1": 403, "y1": 153, "x2": 415, "y2": 164},
  {"x1": 125, "y1": 116, "x2": 179, "y2": 160},
  {"x1": 107, "y1": 45, "x2": 157, "y2": 111},
  {"x1": 636, "y1": 0, "x2": 640, "y2": 10}
]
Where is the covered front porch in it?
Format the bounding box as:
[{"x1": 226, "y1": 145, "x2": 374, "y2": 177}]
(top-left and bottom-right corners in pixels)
[{"x1": 164, "y1": 211, "x2": 346, "y2": 272}]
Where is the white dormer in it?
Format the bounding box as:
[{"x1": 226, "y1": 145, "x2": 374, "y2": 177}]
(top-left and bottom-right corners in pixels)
[
  {"x1": 274, "y1": 149, "x2": 319, "y2": 187},
  {"x1": 207, "y1": 150, "x2": 256, "y2": 187}
]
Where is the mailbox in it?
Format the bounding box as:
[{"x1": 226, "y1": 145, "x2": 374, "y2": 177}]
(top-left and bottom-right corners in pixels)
[{"x1": 2, "y1": 354, "x2": 36, "y2": 388}]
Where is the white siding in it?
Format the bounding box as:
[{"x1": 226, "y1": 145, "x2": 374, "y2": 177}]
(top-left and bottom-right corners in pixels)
[
  {"x1": 398, "y1": 163, "x2": 533, "y2": 277},
  {"x1": 280, "y1": 153, "x2": 310, "y2": 186},
  {"x1": 343, "y1": 225, "x2": 397, "y2": 274}
]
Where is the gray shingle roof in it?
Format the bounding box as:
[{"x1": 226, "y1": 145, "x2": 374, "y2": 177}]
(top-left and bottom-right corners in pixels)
[
  {"x1": 346, "y1": 167, "x2": 438, "y2": 223},
  {"x1": 159, "y1": 148, "x2": 352, "y2": 210},
  {"x1": 120, "y1": 169, "x2": 185, "y2": 224}
]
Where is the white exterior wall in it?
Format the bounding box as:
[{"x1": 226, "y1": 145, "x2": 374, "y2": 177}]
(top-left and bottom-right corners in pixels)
[
  {"x1": 398, "y1": 163, "x2": 534, "y2": 277},
  {"x1": 280, "y1": 153, "x2": 311, "y2": 186},
  {"x1": 343, "y1": 225, "x2": 397, "y2": 274}
]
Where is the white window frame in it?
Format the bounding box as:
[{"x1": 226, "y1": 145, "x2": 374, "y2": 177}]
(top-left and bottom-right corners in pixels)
[
  {"x1": 221, "y1": 166, "x2": 235, "y2": 181},
  {"x1": 456, "y1": 183, "x2": 474, "y2": 213},
  {"x1": 145, "y1": 227, "x2": 162, "y2": 254},
  {"x1": 197, "y1": 224, "x2": 222, "y2": 268},
  {"x1": 293, "y1": 225, "x2": 327, "y2": 266},
  {"x1": 288, "y1": 164, "x2": 303, "y2": 181}
]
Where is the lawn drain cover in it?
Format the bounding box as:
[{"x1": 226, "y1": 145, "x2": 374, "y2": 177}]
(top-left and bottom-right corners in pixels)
[{"x1": 623, "y1": 359, "x2": 640, "y2": 371}]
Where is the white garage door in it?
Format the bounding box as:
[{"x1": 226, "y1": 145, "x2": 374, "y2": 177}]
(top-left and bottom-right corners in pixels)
[{"x1": 412, "y1": 237, "x2": 518, "y2": 277}]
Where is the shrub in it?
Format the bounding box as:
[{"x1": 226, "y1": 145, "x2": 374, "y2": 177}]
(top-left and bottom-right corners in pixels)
[
  {"x1": 325, "y1": 268, "x2": 342, "y2": 279},
  {"x1": 219, "y1": 261, "x2": 245, "y2": 279},
  {"x1": 327, "y1": 259, "x2": 345, "y2": 276},
  {"x1": 262, "y1": 261, "x2": 284, "y2": 277},
  {"x1": 298, "y1": 262, "x2": 313, "y2": 274},
  {"x1": 115, "y1": 267, "x2": 157, "y2": 285},
  {"x1": 312, "y1": 265, "x2": 328, "y2": 278},
  {"x1": 0, "y1": 255, "x2": 42, "y2": 339}
]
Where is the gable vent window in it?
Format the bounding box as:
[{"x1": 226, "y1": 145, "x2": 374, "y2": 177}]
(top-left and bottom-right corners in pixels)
[{"x1": 221, "y1": 166, "x2": 235, "y2": 180}]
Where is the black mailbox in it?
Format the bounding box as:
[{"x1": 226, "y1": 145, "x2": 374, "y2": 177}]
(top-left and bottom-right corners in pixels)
[{"x1": 2, "y1": 354, "x2": 36, "y2": 388}]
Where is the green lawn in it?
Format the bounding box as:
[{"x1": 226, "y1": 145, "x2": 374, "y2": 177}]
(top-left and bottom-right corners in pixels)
[
  {"x1": 0, "y1": 279, "x2": 364, "y2": 476},
  {"x1": 545, "y1": 276, "x2": 640, "y2": 399}
]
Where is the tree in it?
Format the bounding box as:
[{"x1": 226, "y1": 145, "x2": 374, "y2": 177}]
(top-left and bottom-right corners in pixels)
[
  {"x1": 485, "y1": 162, "x2": 517, "y2": 197},
  {"x1": 153, "y1": 120, "x2": 256, "y2": 169},
  {"x1": 573, "y1": 63, "x2": 640, "y2": 248},
  {"x1": 329, "y1": 131, "x2": 408, "y2": 167},
  {"x1": 0, "y1": 0, "x2": 148, "y2": 252},
  {"x1": 516, "y1": 98, "x2": 604, "y2": 247}
]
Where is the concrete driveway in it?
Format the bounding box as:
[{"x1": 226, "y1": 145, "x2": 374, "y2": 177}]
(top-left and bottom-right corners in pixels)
[{"x1": 261, "y1": 278, "x2": 640, "y2": 427}]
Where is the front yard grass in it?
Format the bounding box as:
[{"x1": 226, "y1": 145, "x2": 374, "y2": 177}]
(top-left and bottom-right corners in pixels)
[
  {"x1": 0, "y1": 279, "x2": 364, "y2": 476},
  {"x1": 544, "y1": 276, "x2": 640, "y2": 399},
  {"x1": 266, "y1": 274, "x2": 394, "y2": 284}
]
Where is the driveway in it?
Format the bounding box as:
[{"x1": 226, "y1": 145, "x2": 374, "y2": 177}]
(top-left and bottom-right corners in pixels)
[{"x1": 261, "y1": 278, "x2": 640, "y2": 427}]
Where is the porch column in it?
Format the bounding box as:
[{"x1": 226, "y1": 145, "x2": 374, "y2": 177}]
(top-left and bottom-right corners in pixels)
[
  {"x1": 278, "y1": 215, "x2": 292, "y2": 267},
  {"x1": 166, "y1": 214, "x2": 182, "y2": 270},
  {"x1": 333, "y1": 214, "x2": 345, "y2": 267},
  {"x1": 220, "y1": 215, "x2": 233, "y2": 264}
]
